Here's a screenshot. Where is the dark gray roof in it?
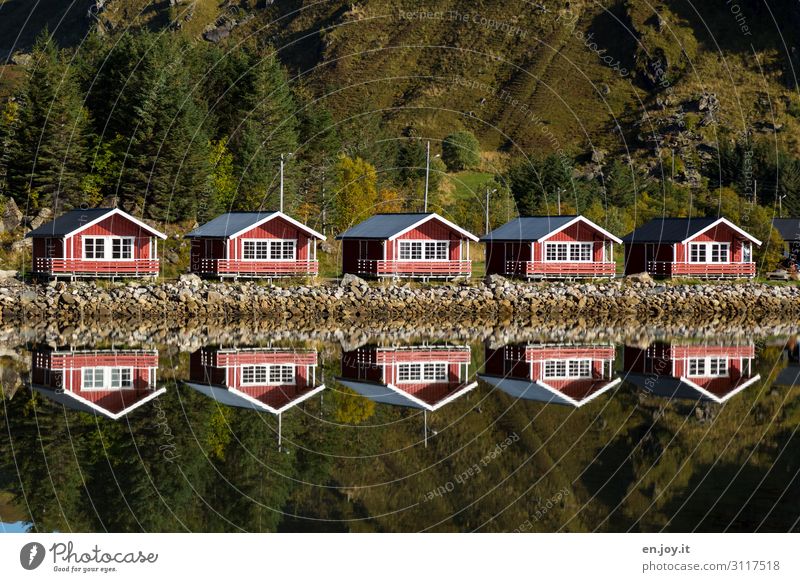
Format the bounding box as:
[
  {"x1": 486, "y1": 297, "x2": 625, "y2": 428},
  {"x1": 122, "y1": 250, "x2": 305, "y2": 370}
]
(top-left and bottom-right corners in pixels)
[
  {"x1": 25, "y1": 208, "x2": 115, "y2": 238},
  {"x1": 480, "y1": 216, "x2": 577, "y2": 242},
  {"x1": 185, "y1": 212, "x2": 278, "y2": 238},
  {"x1": 773, "y1": 218, "x2": 800, "y2": 242},
  {"x1": 621, "y1": 217, "x2": 720, "y2": 243},
  {"x1": 336, "y1": 213, "x2": 433, "y2": 240}
]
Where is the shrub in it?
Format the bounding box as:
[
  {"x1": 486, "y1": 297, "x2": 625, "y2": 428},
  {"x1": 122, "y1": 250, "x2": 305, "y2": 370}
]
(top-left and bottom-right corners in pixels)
[{"x1": 442, "y1": 131, "x2": 481, "y2": 171}]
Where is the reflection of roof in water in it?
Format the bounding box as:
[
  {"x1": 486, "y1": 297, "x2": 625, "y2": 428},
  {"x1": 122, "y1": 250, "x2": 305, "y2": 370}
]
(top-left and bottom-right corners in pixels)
[
  {"x1": 31, "y1": 385, "x2": 166, "y2": 420},
  {"x1": 335, "y1": 378, "x2": 478, "y2": 411},
  {"x1": 478, "y1": 374, "x2": 620, "y2": 407},
  {"x1": 624, "y1": 372, "x2": 760, "y2": 404},
  {"x1": 184, "y1": 382, "x2": 325, "y2": 415}
]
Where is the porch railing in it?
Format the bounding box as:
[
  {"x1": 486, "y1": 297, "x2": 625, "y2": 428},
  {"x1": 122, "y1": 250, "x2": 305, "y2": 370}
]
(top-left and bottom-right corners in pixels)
[
  {"x1": 506, "y1": 260, "x2": 616, "y2": 277},
  {"x1": 193, "y1": 258, "x2": 319, "y2": 276},
  {"x1": 34, "y1": 258, "x2": 160, "y2": 276},
  {"x1": 357, "y1": 259, "x2": 472, "y2": 277},
  {"x1": 647, "y1": 261, "x2": 756, "y2": 278}
]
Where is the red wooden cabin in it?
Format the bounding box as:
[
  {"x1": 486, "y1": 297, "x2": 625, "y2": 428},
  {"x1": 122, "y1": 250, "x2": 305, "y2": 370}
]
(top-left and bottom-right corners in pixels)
[
  {"x1": 336, "y1": 213, "x2": 478, "y2": 279},
  {"x1": 30, "y1": 348, "x2": 164, "y2": 420},
  {"x1": 479, "y1": 343, "x2": 620, "y2": 407},
  {"x1": 185, "y1": 211, "x2": 325, "y2": 279},
  {"x1": 185, "y1": 346, "x2": 324, "y2": 414},
  {"x1": 623, "y1": 341, "x2": 760, "y2": 403},
  {"x1": 25, "y1": 208, "x2": 167, "y2": 279},
  {"x1": 622, "y1": 217, "x2": 760, "y2": 278},
  {"x1": 337, "y1": 344, "x2": 477, "y2": 411},
  {"x1": 482, "y1": 216, "x2": 621, "y2": 279}
]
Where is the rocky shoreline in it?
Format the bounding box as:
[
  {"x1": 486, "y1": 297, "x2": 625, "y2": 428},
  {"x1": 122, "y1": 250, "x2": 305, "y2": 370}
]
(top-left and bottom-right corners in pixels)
[{"x1": 1, "y1": 273, "x2": 799, "y2": 328}]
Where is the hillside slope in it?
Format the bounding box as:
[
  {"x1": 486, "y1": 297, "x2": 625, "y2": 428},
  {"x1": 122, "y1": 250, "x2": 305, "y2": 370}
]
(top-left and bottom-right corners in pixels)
[{"x1": 2, "y1": 0, "x2": 800, "y2": 173}]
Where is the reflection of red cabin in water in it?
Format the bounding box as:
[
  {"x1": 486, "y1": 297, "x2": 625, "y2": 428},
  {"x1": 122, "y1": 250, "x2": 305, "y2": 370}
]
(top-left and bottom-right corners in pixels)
[
  {"x1": 479, "y1": 344, "x2": 620, "y2": 407},
  {"x1": 26, "y1": 208, "x2": 167, "y2": 279},
  {"x1": 185, "y1": 347, "x2": 324, "y2": 414},
  {"x1": 623, "y1": 342, "x2": 760, "y2": 403},
  {"x1": 30, "y1": 349, "x2": 163, "y2": 420},
  {"x1": 336, "y1": 345, "x2": 477, "y2": 411}
]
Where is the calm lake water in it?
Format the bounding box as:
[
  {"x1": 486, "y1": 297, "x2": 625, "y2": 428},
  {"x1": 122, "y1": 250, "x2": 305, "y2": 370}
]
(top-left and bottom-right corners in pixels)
[{"x1": 1, "y1": 327, "x2": 799, "y2": 532}]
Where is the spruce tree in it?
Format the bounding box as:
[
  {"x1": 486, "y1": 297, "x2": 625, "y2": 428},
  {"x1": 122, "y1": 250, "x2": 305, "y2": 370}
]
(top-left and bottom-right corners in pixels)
[{"x1": 8, "y1": 32, "x2": 90, "y2": 212}]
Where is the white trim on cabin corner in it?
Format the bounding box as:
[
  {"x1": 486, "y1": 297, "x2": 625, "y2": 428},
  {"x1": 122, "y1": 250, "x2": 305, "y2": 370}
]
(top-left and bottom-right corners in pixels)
[
  {"x1": 537, "y1": 215, "x2": 623, "y2": 244},
  {"x1": 387, "y1": 213, "x2": 480, "y2": 242},
  {"x1": 535, "y1": 377, "x2": 621, "y2": 407},
  {"x1": 681, "y1": 217, "x2": 762, "y2": 246},
  {"x1": 678, "y1": 374, "x2": 761, "y2": 404},
  {"x1": 226, "y1": 211, "x2": 326, "y2": 241},
  {"x1": 54, "y1": 386, "x2": 166, "y2": 420},
  {"x1": 68, "y1": 208, "x2": 168, "y2": 240}
]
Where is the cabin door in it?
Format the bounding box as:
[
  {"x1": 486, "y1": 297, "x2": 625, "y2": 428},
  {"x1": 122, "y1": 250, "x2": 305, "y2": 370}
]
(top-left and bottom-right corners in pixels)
[
  {"x1": 359, "y1": 240, "x2": 369, "y2": 260},
  {"x1": 645, "y1": 244, "x2": 656, "y2": 272}
]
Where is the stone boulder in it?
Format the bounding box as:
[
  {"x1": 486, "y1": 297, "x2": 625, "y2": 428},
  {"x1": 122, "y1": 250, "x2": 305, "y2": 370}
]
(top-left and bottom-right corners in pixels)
[
  {"x1": 1, "y1": 198, "x2": 23, "y2": 233},
  {"x1": 626, "y1": 272, "x2": 654, "y2": 284}
]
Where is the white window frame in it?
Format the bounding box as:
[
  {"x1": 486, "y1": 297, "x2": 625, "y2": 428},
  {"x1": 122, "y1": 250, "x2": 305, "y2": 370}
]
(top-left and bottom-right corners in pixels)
[
  {"x1": 396, "y1": 362, "x2": 448, "y2": 383},
  {"x1": 688, "y1": 242, "x2": 730, "y2": 264},
  {"x1": 240, "y1": 364, "x2": 295, "y2": 385},
  {"x1": 686, "y1": 357, "x2": 729, "y2": 377},
  {"x1": 398, "y1": 240, "x2": 449, "y2": 261},
  {"x1": 542, "y1": 359, "x2": 593, "y2": 379},
  {"x1": 81, "y1": 367, "x2": 134, "y2": 390},
  {"x1": 82, "y1": 236, "x2": 135, "y2": 261},
  {"x1": 241, "y1": 239, "x2": 296, "y2": 261},
  {"x1": 544, "y1": 242, "x2": 593, "y2": 262}
]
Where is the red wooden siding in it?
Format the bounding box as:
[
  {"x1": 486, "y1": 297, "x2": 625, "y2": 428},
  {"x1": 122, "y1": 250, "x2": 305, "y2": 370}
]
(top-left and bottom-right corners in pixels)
[
  {"x1": 388, "y1": 218, "x2": 463, "y2": 261},
  {"x1": 69, "y1": 214, "x2": 154, "y2": 260}
]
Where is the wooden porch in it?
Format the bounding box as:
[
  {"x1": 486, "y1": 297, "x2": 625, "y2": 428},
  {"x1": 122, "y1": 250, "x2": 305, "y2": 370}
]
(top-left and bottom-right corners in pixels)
[
  {"x1": 505, "y1": 260, "x2": 616, "y2": 278},
  {"x1": 356, "y1": 259, "x2": 472, "y2": 278},
  {"x1": 194, "y1": 258, "x2": 319, "y2": 278},
  {"x1": 647, "y1": 261, "x2": 756, "y2": 278},
  {"x1": 33, "y1": 258, "x2": 160, "y2": 278}
]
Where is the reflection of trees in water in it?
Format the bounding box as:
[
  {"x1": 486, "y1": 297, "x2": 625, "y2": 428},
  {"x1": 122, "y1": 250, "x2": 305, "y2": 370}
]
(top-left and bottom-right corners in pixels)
[{"x1": 1, "y1": 340, "x2": 799, "y2": 532}]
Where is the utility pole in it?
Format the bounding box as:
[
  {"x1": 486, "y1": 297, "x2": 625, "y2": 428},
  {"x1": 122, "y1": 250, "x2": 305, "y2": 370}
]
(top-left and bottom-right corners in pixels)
[
  {"x1": 279, "y1": 153, "x2": 285, "y2": 213},
  {"x1": 424, "y1": 141, "x2": 430, "y2": 212},
  {"x1": 557, "y1": 187, "x2": 563, "y2": 215},
  {"x1": 485, "y1": 187, "x2": 497, "y2": 235}
]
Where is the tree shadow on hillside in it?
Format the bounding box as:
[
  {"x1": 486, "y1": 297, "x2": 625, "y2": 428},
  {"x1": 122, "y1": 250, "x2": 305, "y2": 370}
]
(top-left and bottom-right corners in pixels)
[
  {"x1": 665, "y1": 0, "x2": 800, "y2": 88},
  {"x1": 656, "y1": 430, "x2": 800, "y2": 531}
]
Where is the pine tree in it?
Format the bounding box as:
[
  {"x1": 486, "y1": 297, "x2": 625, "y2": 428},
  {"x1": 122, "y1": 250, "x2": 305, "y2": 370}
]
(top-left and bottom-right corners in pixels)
[
  {"x1": 8, "y1": 32, "x2": 90, "y2": 212},
  {"x1": 228, "y1": 52, "x2": 299, "y2": 211}
]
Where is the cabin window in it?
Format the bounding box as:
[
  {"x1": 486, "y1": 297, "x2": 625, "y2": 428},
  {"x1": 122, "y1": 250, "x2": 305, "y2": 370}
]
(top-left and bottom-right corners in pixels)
[
  {"x1": 397, "y1": 362, "x2": 448, "y2": 382},
  {"x1": 83, "y1": 237, "x2": 134, "y2": 260},
  {"x1": 689, "y1": 242, "x2": 729, "y2": 263},
  {"x1": 82, "y1": 367, "x2": 133, "y2": 390},
  {"x1": 687, "y1": 357, "x2": 728, "y2": 377},
  {"x1": 241, "y1": 365, "x2": 294, "y2": 385},
  {"x1": 544, "y1": 242, "x2": 592, "y2": 262},
  {"x1": 710, "y1": 243, "x2": 729, "y2": 263},
  {"x1": 112, "y1": 238, "x2": 133, "y2": 259},
  {"x1": 84, "y1": 237, "x2": 105, "y2": 259},
  {"x1": 398, "y1": 240, "x2": 449, "y2": 261},
  {"x1": 242, "y1": 239, "x2": 296, "y2": 261},
  {"x1": 543, "y1": 359, "x2": 592, "y2": 379}
]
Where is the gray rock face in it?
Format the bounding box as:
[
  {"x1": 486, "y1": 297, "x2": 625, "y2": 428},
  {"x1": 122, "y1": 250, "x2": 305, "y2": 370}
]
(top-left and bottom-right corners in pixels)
[{"x1": 1, "y1": 198, "x2": 23, "y2": 233}]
